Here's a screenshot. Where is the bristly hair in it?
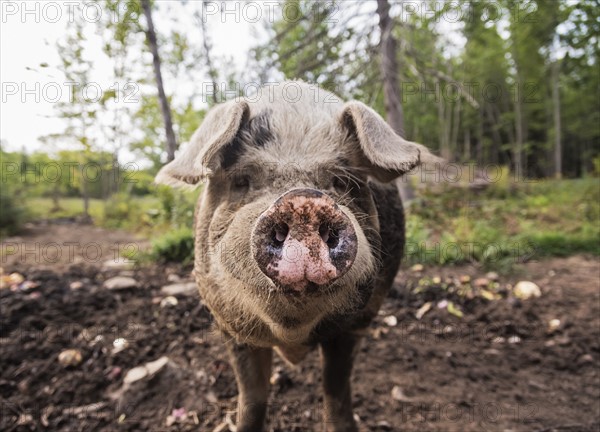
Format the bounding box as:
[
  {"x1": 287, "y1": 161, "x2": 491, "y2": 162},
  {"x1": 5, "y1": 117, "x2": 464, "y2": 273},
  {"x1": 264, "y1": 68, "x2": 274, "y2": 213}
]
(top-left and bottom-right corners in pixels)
[{"x1": 222, "y1": 110, "x2": 274, "y2": 169}]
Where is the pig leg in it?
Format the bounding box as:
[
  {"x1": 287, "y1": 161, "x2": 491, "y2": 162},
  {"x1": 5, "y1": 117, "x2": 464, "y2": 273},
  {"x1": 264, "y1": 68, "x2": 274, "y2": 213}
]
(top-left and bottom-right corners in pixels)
[
  {"x1": 320, "y1": 333, "x2": 360, "y2": 432},
  {"x1": 226, "y1": 341, "x2": 273, "y2": 432}
]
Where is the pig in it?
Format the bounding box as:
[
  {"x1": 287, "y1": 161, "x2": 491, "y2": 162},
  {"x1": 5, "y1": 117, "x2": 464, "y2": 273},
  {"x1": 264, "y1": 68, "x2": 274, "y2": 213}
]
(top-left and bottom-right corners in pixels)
[{"x1": 155, "y1": 81, "x2": 437, "y2": 431}]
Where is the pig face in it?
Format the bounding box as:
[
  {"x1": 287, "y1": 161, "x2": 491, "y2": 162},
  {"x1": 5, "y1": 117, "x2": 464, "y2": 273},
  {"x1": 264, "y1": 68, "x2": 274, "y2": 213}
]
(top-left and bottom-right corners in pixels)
[{"x1": 155, "y1": 82, "x2": 436, "y2": 325}]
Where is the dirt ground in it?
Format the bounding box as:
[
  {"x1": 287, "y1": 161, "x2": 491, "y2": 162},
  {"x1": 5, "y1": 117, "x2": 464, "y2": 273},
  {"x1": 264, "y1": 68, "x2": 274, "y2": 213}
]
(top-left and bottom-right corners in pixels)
[{"x1": 1, "y1": 221, "x2": 599, "y2": 432}]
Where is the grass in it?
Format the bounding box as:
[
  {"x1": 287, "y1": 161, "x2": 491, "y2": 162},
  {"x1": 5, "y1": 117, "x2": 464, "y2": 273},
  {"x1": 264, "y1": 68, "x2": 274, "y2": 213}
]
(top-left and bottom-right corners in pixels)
[
  {"x1": 16, "y1": 178, "x2": 600, "y2": 268},
  {"x1": 405, "y1": 177, "x2": 600, "y2": 268}
]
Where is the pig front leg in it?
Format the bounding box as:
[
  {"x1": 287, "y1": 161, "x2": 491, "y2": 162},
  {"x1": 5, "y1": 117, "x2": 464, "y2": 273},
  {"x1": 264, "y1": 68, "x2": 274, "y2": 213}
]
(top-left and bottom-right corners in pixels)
[
  {"x1": 320, "y1": 333, "x2": 361, "y2": 432},
  {"x1": 226, "y1": 341, "x2": 273, "y2": 432}
]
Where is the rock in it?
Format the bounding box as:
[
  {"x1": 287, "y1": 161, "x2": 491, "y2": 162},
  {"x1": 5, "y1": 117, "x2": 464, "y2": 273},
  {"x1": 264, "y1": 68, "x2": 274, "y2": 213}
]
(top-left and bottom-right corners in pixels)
[
  {"x1": 383, "y1": 315, "x2": 398, "y2": 327},
  {"x1": 146, "y1": 356, "x2": 170, "y2": 375},
  {"x1": 459, "y1": 275, "x2": 471, "y2": 284},
  {"x1": 58, "y1": 349, "x2": 83, "y2": 367},
  {"x1": 508, "y1": 335, "x2": 521, "y2": 344},
  {"x1": 391, "y1": 386, "x2": 412, "y2": 402},
  {"x1": 123, "y1": 366, "x2": 148, "y2": 384},
  {"x1": 579, "y1": 354, "x2": 593, "y2": 364},
  {"x1": 410, "y1": 264, "x2": 424, "y2": 272},
  {"x1": 122, "y1": 356, "x2": 171, "y2": 385},
  {"x1": 160, "y1": 296, "x2": 179, "y2": 307},
  {"x1": 102, "y1": 257, "x2": 134, "y2": 271},
  {"x1": 112, "y1": 338, "x2": 129, "y2": 354},
  {"x1": 69, "y1": 281, "x2": 84, "y2": 290},
  {"x1": 103, "y1": 276, "x2": 138, "y2": 290},
  {"x1": 160, "y1": 282, "x2": 197, "y2": 296},
  {"x1": 485, "y1": 271, "x2": 499, "y2": 281},
  {"x1": 548, "y1": 319, "x2": 561, "y2": 333},
  {"x1": 473, "y1": 277, "x2": 489, "y2": 288},
  {"x1": 376, "y1": 420, "x2": 392, "y2": 430},
  {"x1": 270, "y1": 366, "x2": 293, "y2": 389},
  {"x1": 513, "y1": 281, "x2": 541, "y2": 300},
  {"x1": 415, "y1": 302, "x2": 432, "y2": 320},
  {"x1": 432, "y1": 276, "x2": 441, "y2": 284},
  {"x1": 167, "y1": 274, "x2": 181, "y2": 283}
]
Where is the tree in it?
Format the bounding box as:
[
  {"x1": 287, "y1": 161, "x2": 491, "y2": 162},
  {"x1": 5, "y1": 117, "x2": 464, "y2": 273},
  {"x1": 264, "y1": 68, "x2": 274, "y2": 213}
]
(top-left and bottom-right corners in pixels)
[{"x1": 141, "y1": 0, "x2": 178, "y2": 162}]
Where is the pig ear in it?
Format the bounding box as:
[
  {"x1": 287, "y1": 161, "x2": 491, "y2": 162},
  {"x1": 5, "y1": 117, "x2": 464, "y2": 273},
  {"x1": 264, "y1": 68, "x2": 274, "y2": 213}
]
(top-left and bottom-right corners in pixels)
[
  {"x1": 155, "y1": 100, "x2": 250, "y2": 188},
  {"x1": 340, "y1": 101, "x2": 441, "y2": 182}
]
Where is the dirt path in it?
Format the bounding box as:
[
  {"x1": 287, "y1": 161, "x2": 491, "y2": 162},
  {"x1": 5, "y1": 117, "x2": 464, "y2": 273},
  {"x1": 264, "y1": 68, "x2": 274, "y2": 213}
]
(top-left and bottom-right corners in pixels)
[{"x1": 1, "y1": 222, "x2": 599, "y2": 431}]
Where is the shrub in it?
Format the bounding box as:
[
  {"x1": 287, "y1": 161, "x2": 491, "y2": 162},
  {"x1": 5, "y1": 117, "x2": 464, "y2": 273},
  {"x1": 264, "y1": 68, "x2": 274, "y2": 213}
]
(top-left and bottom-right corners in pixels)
[
  {"x1": 0, "y1": 191, "x2": 26, "y2": 237},
  {"x1": 150, "y1": 227, "x2": 195, "y2": 264}
]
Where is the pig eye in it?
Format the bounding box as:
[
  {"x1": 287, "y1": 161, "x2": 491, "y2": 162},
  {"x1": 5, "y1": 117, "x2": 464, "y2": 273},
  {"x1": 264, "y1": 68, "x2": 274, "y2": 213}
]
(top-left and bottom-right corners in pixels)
[
  {"x1": 332, "y1": 176, "x2": 347, "y2": 192},
  {"x1": 233, "y1": 175, "x2": 250, "y2": 189}
]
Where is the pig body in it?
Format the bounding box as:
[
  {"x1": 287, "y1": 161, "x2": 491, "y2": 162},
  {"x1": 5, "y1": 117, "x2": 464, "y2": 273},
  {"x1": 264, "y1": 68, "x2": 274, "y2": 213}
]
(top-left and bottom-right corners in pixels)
[{"x1": 156, "y1": 82, "x2": 435, "y2": 431}]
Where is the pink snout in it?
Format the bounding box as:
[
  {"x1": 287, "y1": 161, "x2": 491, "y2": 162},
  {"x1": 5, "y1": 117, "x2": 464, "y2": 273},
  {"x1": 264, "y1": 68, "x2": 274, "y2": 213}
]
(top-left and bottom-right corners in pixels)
[{"x1": 251, "y1": 189, "x2": 358, "y2": 293}]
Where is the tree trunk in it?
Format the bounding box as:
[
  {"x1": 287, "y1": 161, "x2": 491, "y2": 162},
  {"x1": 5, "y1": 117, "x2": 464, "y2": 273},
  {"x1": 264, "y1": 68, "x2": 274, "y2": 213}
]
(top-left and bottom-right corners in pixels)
[
  {"x1": 200, "y1": 0, "x2": 219, "y2": 105},
  {"x1": 376, "y1": 0, "x2": 415, "y2": 202},
  {"x1": 514, "y1": 82, "x2": 524, "y2": 180},
  {"x1": 552, "y1": 60, "x2": 562, "y2": 179},
  {"x1": 141, "y1": 0, "x2": 177, "y2": 162}
]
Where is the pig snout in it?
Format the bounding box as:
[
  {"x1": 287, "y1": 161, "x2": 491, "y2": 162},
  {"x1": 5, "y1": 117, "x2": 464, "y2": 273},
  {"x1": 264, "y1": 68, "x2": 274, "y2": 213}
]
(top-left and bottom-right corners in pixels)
[{"x1": 251, "y1": 189, "x2": 358, "y2": 292}]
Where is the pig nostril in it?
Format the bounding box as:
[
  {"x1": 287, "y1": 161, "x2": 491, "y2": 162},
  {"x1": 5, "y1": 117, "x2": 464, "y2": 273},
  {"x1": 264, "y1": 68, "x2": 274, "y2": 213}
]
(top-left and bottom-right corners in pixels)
[
  {"x1": 319, "y1": 224, "x2": 339, "y2": 249},
  {"x1": 271, "y1": 223, "x2": 289, "y2": 247}
]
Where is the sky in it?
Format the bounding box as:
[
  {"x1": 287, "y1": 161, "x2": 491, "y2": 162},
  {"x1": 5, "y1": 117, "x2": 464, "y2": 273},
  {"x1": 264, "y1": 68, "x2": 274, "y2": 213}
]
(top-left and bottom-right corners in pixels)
[
  {"x1": 0, "y1": 1, "x2": 255, "y2": 158},
  {"x1": 1, "y1": 0, "x2": 474, "y2": 160}
]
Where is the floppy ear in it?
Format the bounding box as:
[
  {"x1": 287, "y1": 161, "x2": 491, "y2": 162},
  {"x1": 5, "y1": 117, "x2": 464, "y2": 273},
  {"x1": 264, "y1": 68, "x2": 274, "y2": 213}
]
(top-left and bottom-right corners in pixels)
[
  {"x1": 340, "y1": 101, "x2": 441, "y2": 182},
  {"x1": 155, "y1": 100, "x2": 250, "y2": 187}
]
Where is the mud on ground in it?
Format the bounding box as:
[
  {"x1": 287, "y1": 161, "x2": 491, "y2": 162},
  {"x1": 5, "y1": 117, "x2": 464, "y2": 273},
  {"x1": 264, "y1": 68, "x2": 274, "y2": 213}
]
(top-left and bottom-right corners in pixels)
[{"x1": 1, "y1": 222, "x2": 599, "y2": 431}]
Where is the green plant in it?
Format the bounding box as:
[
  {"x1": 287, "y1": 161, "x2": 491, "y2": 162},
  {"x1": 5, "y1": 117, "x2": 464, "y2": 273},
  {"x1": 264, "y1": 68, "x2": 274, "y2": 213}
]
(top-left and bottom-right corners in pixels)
[
  {"x1": 150, "y1": 227, "x2": 195, "y2": 264},
  {"x1": 0, "y1": 191, "x2": 26, "y2": 237}
]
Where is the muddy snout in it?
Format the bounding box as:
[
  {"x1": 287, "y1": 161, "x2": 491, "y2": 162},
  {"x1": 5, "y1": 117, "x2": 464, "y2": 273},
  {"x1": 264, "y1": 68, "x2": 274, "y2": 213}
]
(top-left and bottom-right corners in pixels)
[{"x1": 251, "y1": 189, "x2": 358, "y2": 292}]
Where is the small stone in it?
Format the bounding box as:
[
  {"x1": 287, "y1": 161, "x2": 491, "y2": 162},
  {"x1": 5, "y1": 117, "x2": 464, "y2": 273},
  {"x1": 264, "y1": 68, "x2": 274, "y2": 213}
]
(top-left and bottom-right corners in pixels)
[
  {"x1": 459, "y1": 275, "x2": 471, "y2": 284},
  {"x1": 102, "y1": 257, "x2": 134, "y2": 271},
  {"x1": 432, "y1": 276, "x2": 441, "y2": 284},
  {"x1": 146, "y1": 356, "x2": 170, "y2": 375},
  {"x1": 205, "y1": 391, "x2": 218, "y2": 404},
  {"x1": 391, "y1": 385, "x2": 412, "y2": 402},
  {"x1": 508, "y1": 335, "x2": 521, "y2": 344},
  {"x1": 112, "y1": 338, "x2": 129, "y2": 354},
  {"x1": 270, "y1": 367, "x2": 292, "y2": 387},
  {"x1": 548, "y1": 319, "x2": 561, "y2": 333},
  {"x1": 121, "y1": 356, "x2": 171, "y2": 385},
  {"x1": 383, "y1": 315, "x2": 398, "y2": 327},
  {"x1": 160, "y1": 296, "x2": 179, "y2": 307},
  {"x1": 415, "y1": 302, "x2": 432, "y2": 320},
  {"x1": 167, "y1": 274, "x2": 181, "y2": 283},
  {"x1": 160, "y1": 282, "x2": 197, "y2": 296},
  {"x1": 579, "y1": 354, "x2": 593, "y2": 364},
  {"x1": 123, "y1": 366, "x2": 148, "y2": 384},
  {"x1": 70, "y1": 281, "x2": 84, "y2": 290},
  {"x1": 411, "y1": 264, "x2": 424, "y2": 272},
  {"x1": 376, "y1": 420, "x2": 392, "y2": 430},
  {"x1": 58, "y1": 349, "x2": 83, "y2": 367},
  {"x1": 103, "y1": 276, "x2": 138, "y2": 290},
  {"x1": 9, "y1": 272, "x2": 25, "y2": 285},
  {"x1": 473, "y1": 277, "x2": 489, "y2": 288},
  {"x1": 513, "y1": 281, "x2": 541, "y2": 300},
  {"x1": 485, "y1": 271, "x2": 499, "y2": 281}
]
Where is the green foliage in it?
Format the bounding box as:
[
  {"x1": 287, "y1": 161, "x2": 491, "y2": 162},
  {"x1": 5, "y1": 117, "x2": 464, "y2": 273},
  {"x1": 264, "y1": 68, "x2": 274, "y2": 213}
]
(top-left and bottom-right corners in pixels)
[
  {"x1": 405, "y1": 178, "x2": 600, "y2": 267},
  {"x1": 0, "y1": 190, "x2": 26, "y2": 237},
  {"x1": 149, "y1": 227, "x2": 194, "y2": 264}
]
